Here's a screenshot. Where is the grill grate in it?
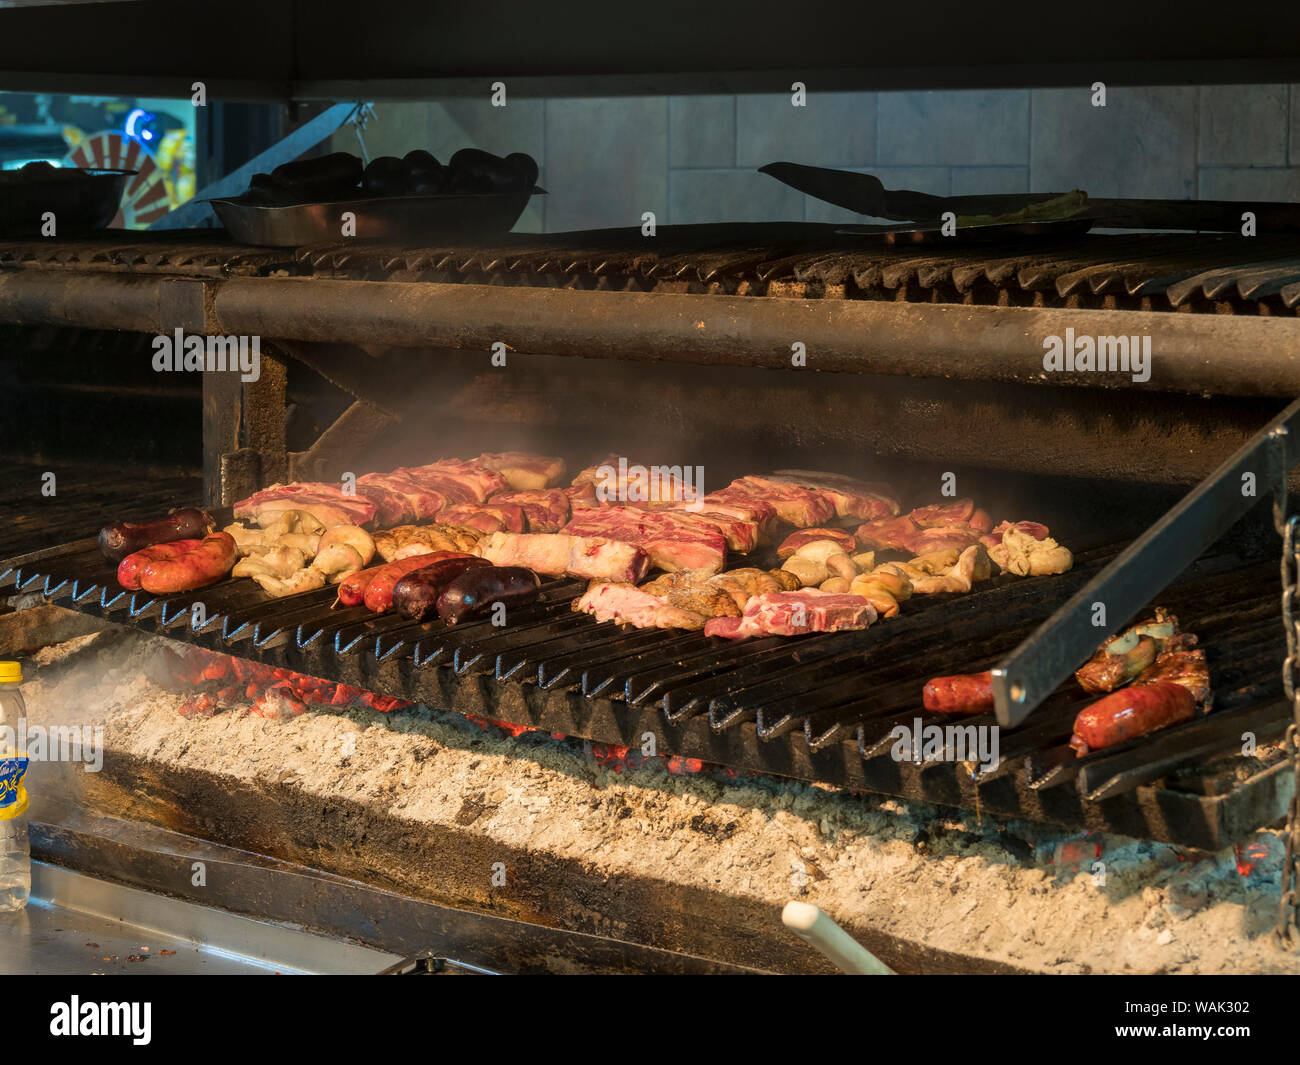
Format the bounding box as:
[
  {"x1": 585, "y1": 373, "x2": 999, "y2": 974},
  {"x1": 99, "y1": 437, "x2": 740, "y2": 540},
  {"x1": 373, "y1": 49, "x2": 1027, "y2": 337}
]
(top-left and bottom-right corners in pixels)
[
  {"x1": 2, "y1": 228, "x2": 1298, "y2": 311},
  {"x1": 1, "y1": 524, "x2": 1290, "y2": 849}
]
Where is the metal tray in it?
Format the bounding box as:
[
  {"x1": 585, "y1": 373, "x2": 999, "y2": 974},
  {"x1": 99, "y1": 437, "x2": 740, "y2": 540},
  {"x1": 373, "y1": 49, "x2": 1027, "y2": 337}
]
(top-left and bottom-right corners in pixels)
[
  {"x1": 835, "y1": 217, "x2": 1094, "y2": 245},
  {"x1": 0, "y1": 168, "x2": 133, "y2": 238},
  {"x1": 210, "y1": 189, "x2": 538, "y2": 247}
]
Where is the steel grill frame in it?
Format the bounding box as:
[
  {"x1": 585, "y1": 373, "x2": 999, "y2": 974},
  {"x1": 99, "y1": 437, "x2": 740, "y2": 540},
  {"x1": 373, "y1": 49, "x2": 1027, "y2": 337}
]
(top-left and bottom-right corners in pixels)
[{"x1": 2, "y1": 516, "x2": 1292, "y2": 851}]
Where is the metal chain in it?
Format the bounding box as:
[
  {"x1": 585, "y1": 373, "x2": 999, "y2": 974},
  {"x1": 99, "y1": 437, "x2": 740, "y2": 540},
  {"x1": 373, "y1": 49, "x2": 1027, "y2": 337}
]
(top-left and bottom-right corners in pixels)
[{"x1": 1275, "y1": 514, "x2": 1300, "y2": 949}]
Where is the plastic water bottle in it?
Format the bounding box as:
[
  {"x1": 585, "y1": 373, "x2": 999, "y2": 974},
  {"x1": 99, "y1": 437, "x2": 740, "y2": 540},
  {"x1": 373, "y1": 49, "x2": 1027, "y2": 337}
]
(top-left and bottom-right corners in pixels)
[{"x1": 0, "y1": 660, "x2": 30, "y2": 912}]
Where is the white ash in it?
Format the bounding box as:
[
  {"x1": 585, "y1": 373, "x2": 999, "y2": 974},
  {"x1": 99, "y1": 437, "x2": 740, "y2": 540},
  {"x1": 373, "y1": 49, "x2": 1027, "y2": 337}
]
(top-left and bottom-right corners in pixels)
[{"x1": 14, "y1": 628, "x2": 1300, "y2": 975}]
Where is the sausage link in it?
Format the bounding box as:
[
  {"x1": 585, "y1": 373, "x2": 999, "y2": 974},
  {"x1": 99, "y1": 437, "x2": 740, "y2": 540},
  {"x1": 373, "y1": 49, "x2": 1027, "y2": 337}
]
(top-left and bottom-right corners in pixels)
[
  {"x1": 362, "y1": 552, "x2": 476, "y2": 614},
  {"x1": 100, "y1": 508, "x2": 214, "y2": 563},
  {"x1": 134, "y1": 532, "x2": 238, "y2": 594},
  {"x1": 436, "y1": 566, "x2": 542, "y2": 625},
  {"x1": 117, "y1": 539, "x2": 202, "y2": 590},
  {"x1": 392, "y1": 557, "x2": 492, "y2": 621},
  {"x1": 922, "y1": 670, "x2": 994, "y2": 714},
  {"x1": 1069, "y1": 682, "x2": 1198, "y2": 756}
]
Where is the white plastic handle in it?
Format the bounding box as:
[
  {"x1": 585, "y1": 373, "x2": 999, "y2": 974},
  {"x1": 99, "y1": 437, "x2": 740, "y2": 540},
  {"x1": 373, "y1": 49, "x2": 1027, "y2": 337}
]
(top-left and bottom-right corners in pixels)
[{"x1": 781, "y1": 901, "x2": 895, "y2": 975}]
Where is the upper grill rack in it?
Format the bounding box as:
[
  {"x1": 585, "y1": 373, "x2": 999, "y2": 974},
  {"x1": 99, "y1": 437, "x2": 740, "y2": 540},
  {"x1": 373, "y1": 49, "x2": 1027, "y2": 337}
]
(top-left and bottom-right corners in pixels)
[
  {"x1": 1, "y1": 227, "x2": 1297, "y2": 311},
  {"x1": 1, "y1": 532, "x2": 1289, "y2": 849}
]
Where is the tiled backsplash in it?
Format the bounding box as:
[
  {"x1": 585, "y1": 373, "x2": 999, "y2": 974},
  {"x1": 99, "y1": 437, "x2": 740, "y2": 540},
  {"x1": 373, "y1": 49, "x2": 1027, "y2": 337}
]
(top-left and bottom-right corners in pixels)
[{"x1": 337, "y1": 85, "x2": 1300, "y2": 233}]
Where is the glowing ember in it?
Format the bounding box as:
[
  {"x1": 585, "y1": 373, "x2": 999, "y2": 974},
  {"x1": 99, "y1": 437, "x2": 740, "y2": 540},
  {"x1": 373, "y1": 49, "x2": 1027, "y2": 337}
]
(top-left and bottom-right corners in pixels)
[
  {"x1": 1234, "y1": 839, "x2": 1272, "y2": 877},
  {"x1": 158, "y1": 647, "x2": 411, "y2": 719}
]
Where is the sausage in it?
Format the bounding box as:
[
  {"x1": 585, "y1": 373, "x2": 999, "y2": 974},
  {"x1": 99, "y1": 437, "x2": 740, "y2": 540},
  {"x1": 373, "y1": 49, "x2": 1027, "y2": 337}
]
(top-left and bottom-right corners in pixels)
[
  {"x1": 436, "y1": 566, "x2": 542, "y2": 625},
  {"x1": 337, "y1": 550, "x2": 459, "y2": 608},
  {"x1": 270, "y1": 152, "x2": 363, "y2": 197},
  {"x1": 117, "y1": 539, "x2": 201, "y2": 590},
  {"x1": 99, "y1": 508, "x2": 214, "y2": 563},
  {"x1": 392, "y1": 557, "x2": 492, "y2": 621},
  {"x1": 126, "y1": 532, "x2": 238, "y2": 594},
  {"x1": 361, "y1": 552, "x2": 477, "y2": 614},
  {"x1": 922, "y1": 670, "x2": 994, "y2": 714},
  {"x1": 1069, "y1": 682, "x2": 1198, "y2": 756}
]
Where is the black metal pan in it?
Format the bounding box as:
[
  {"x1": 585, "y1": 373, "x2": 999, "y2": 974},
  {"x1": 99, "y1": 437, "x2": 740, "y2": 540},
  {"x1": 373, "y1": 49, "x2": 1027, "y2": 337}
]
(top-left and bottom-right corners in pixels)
[{"x1": 0, "y1": 167, "x2": 133, "y2": 238}]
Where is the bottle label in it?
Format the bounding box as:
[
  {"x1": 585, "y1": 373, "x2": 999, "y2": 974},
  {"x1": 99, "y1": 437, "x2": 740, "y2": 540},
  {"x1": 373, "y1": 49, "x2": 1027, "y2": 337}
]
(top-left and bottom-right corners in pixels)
[{"x1": 0, "y1": 757, "x2": 28, "y2": 820}]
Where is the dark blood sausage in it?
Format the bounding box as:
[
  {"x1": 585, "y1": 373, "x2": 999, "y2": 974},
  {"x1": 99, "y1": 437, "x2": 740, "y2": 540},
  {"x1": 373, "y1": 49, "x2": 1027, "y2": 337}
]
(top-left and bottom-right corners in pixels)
[
  {"x1": 436, "y1": 566, "x2": 542, "y2": 625},
  {"x1": 125, "y1": 532, "x2": 237, "y2": 594},
  {"x1": 1069, "y1": 682, "x2": 1198, "y2": 756},
  {"x1": 362, "y1": 552, "x2": 478, "y2": 614},
  {"x1": 99, "y1": 508, "x2": 214, "y2": 563},
  {"x1": 922, "y1": 670, "x2": 994, "y2": 714},
  {"x1": 337, "y1": 551, "x2": 466, "y2": 609},
  {"x1": 117, "y1": 539, "x2": 201, "y2": 590},
  {"x1": 392, "y1": 557, "x2": 492, "y2": 621}
]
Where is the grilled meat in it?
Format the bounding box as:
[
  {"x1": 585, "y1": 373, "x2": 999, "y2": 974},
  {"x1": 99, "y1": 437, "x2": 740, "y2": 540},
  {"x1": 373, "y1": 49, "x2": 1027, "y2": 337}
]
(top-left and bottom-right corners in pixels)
[
  {"x1": 489, "y1": 488, "x2": 570, "y2": 532},
  {"x1": 1075, "y1": 609, "x2": 1181, "y2": 693},
  {"x1": 763, "y1": 470, "x2": 900, "y2": 520},
  {"x1": 705, "y1": 590, "x2": 877, "y2": 639},
  {"x1": 575, "y1": 581, "x2": 707, "y2": 630},
  {"x1": 476, "y1": 451, "x2": 566, "y2": 490},
  {"x1": 562, "y1": 507, "x2": 727, "y2": 574},
  {"x1": 477, "y1": 531, "x2": 650, "y2": 583},
  {"x1": 234, "y1": 482, "x2": 377, "y2": 529},
  {"x1": 374, "y1": 523, "x2": 482, "y2": 562}
]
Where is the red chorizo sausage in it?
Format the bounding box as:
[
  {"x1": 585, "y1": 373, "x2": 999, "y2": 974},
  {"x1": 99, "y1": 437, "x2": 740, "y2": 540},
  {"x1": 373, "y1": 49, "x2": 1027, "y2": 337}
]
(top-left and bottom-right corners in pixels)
[
  {"x1": 922, "y1": 670, "x2": 994, "y2": 714},
  {"x1": 1069, "y1": 681, "x2": 1198, "y2": 756},
  {"x1": 117, "y1": 539, "x2": 202, "y2": 590},
  {"x1": 132, "y1": 532, "x2": 237, "y2": 594},
  {"x1": 337, "y1": 550, "x2": 461, "y2": 608},
  {"x1": 362, "y1": 552, "x2": 477, "y2": 614}
]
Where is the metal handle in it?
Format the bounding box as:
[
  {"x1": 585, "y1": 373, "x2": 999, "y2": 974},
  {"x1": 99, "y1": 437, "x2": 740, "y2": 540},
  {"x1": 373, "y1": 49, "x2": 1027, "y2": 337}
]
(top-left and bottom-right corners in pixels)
[{"x1": 993, "y1": 394, "x2": 1300, "y2": 727}]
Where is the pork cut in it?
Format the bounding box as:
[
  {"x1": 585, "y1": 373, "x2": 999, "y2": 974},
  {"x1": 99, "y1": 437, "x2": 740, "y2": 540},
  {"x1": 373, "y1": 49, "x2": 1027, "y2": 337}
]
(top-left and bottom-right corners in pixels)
[
  {"x1": 233, "y1": 483, "x2": 378, "y2": 529},
  {"x1": 476, "y1": 452, "x2": 566, "y2": 490},
  {"x1": 562, "y1": 507, "x2": 727, "y2": 574},
  {"x1": 477, "y1": 531, "x2": 650, "y2": 583},
  {"x1": 490, "y1": 488, "x2": 571, "y2": 532},
  {"x1": 763, "y1": 470, "x2": 900, "y2": 520},
  {"x1": 704, "y1": 589, "x2": 877, "y2": 639},
  {"x1": 574, "y1": 582, "x2": 707, "y2": 630}
]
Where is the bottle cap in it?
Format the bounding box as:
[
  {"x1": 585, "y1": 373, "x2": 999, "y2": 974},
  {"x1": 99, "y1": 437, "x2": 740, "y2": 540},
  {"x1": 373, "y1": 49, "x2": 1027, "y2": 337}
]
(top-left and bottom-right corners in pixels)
[{"x1": 0, "y1": 661, "x2": 21, "y2": 683}]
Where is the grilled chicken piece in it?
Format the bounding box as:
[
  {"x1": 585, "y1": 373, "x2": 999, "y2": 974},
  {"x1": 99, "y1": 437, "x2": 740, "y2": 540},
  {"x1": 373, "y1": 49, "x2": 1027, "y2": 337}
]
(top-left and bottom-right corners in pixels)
[
  {"x1": 1136, "y1": 647, "x2": 1212, "y2": 706},
  {"x1": 374, "y1": 523, "x2": 481, "y2": 562},
  {"x1": 640, "y1": 571, "x2": 742, "y2": 618},
  {"x1": 575, "y1": 582, "x2": 707, "y2": 630},
  {"x1": 709, "y1": 568, "x2": 796, "y2": 612}
]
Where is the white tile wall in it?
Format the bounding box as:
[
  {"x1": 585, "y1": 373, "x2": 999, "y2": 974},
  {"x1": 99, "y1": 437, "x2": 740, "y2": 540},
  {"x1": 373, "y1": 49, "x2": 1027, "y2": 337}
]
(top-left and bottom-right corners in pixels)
[{"x1": 339, "y1": 85, "x2": 1300, "y2": 231}]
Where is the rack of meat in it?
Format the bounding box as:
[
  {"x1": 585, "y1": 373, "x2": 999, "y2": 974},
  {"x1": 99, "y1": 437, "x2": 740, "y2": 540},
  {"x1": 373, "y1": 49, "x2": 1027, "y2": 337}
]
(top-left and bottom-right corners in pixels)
[{"x1": 98, "y1": 454, "x2": 1074, "y2": 656}]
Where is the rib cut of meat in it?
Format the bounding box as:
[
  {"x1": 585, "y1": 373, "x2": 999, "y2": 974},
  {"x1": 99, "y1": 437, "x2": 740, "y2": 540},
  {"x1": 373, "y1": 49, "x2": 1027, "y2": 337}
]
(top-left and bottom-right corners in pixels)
[
  {"x1": 476, "y1": 452, "x2": 566, "y2": 490},
  {"x1": 708, "y1": 476, "x2": 832, "y2": 528},
  {"x1": 704, "y1": 589, "x2": 877, "y2": 639},
  {"x1": 398, "y1": 458, "x2": 506, "y2": 503},
  {"x1": 632, "y1": 502, "x2": 760, "y2": 553},
  {"x1": 490, "y1": 488, "x2": 571, "y2": 532},
  {"x1": 357, "y1": 471, "x2": 447, "y2": 524},
  {"x1": 233, "y1": 483, "x2": 377, "y2": 529},
  {"x1": 855, "y1": 515, "x2": 921, "y2": 553},
  {"x1": 437, "y1": 502, "x2": 528, "y2": 534},
  {"x1": 477, "y1": 531, "x2": 650, "y2": 583},
  {"x1": 562, "y1": 507, "x2": 727, "y2": 574},
  {"x1": 763, "y1": 470, "x2": 899, "y2": 520}
]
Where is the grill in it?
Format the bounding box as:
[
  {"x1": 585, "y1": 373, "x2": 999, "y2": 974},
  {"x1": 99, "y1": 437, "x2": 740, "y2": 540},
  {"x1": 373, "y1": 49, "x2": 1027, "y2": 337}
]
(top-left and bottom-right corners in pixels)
[
  {"x1": 3, "y1": 508, "x2": 1289, "y2": 851},
  {"x1": 2, "y1": 227, "x2": 1300, "y2": 311}
]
